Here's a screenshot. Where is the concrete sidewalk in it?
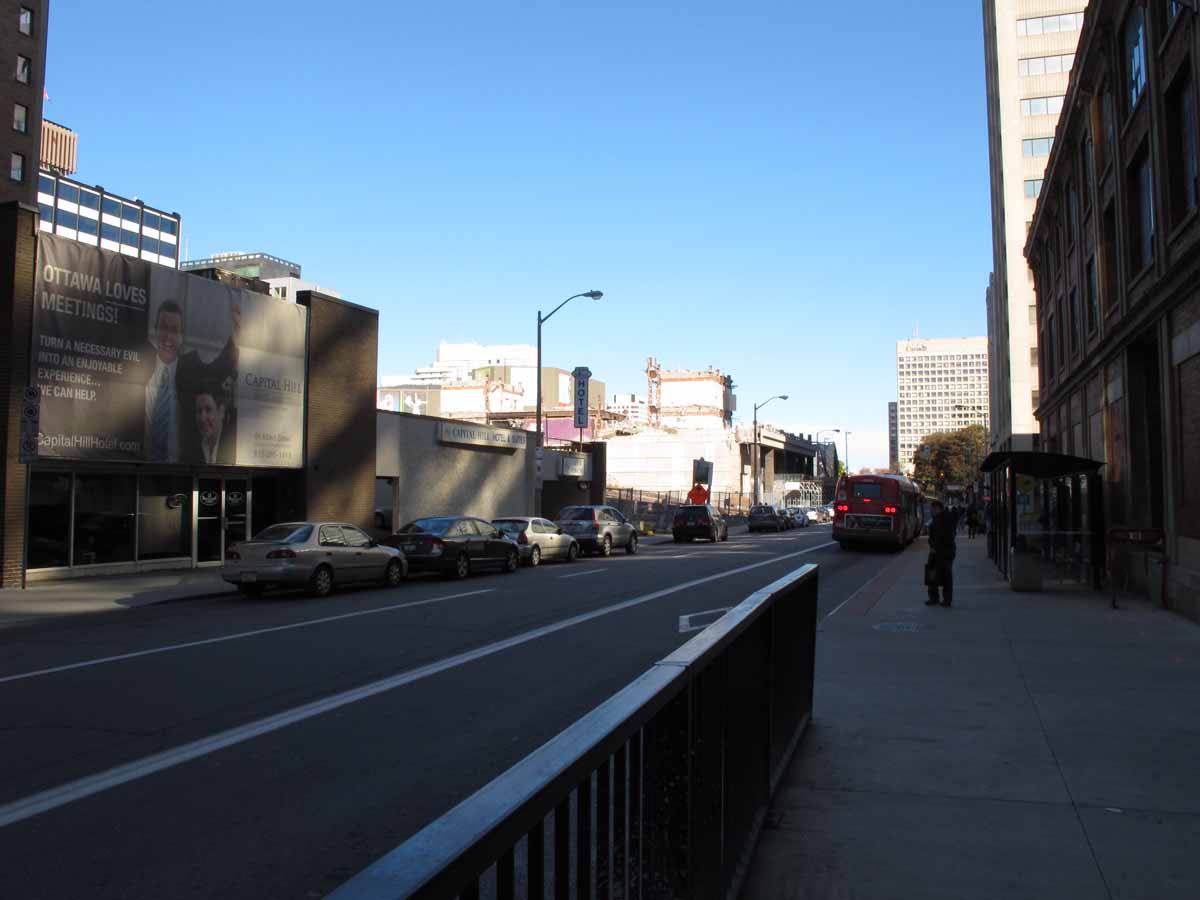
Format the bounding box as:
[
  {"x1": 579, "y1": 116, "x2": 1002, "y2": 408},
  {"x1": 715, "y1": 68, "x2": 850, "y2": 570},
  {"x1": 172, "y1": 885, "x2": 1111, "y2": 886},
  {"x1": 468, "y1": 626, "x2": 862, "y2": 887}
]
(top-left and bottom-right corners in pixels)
[
  {"x1": 0, "y1": 568, "x2": 232, "y2": 626},
  {"x1": 744, "y1": 536, "x2": 1200, "y2": 900}
]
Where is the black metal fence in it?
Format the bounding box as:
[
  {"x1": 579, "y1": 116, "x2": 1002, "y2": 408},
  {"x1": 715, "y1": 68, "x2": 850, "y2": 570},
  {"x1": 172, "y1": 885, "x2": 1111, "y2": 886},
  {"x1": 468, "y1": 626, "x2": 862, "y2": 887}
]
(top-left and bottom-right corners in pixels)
[
  {"x1": 327, "y1": 564, "x2": 819, "y2": 900},
  {"x1": 604, "y1": 488, "x2": 752, "y2": 534}
]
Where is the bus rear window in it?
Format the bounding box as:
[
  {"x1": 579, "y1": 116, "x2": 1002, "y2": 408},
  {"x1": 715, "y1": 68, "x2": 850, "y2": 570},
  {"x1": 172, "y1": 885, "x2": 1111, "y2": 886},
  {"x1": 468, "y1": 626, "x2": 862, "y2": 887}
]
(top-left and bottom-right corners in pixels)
[{"x1": 852, "y1": 483, "x2": 883, "y2": 500}]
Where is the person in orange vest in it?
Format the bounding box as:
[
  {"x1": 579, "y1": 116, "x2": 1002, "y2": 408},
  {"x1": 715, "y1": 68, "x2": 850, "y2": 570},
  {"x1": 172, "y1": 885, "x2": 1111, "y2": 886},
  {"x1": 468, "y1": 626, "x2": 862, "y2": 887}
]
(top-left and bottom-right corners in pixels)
[{"x1": 686, "y1": 482, "x2": 710, "y2": 505}]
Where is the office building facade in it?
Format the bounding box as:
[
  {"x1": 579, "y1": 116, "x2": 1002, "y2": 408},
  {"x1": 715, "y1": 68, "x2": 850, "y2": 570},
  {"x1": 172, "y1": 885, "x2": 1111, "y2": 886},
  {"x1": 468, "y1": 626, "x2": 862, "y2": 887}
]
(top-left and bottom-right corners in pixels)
[
  {"x1": 983, "y1": 1, "x2": 1089, "y2": 455},
  {"x1": 896, "y1": 337, "x2": 991, "y2": 475},
  {"x1": 2, "y1": 0, "x2": 47, "y2": 206},
  {"x1": 888, "y1": 401, "x2": 899, "y2": 472},
  {"x1": 37, "y1": 170, "x2": 180, "y2": 267},
  {"x1": 1025, "y1": 0, "x2": 1200, "y2": 618}
]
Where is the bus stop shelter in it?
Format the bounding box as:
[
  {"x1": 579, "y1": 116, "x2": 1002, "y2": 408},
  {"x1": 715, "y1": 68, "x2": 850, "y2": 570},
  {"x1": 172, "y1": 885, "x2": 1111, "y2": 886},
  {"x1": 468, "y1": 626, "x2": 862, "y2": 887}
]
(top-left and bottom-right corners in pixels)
[{"x1": 980, "y1": 450, "x2": 1105, "y2": 591}]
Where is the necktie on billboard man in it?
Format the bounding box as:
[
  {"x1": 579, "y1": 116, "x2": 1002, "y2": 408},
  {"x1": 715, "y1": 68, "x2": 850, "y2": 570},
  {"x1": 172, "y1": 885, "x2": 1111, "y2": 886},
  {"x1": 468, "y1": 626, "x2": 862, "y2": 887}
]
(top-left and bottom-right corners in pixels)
[
  {"x1": 30, "y1": 235, "x2": 308, "y2": 468},
  {"x1": 149, "y1": 370, "x2": 172, "y2": 461}
]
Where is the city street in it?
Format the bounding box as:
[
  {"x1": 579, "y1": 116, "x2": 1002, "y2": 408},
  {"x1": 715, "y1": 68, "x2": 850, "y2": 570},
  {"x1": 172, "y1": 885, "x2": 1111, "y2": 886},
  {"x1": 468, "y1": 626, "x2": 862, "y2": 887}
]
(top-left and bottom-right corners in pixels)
[{"x1": 0, "y1": 524, "x2": 895, "y2": 899}]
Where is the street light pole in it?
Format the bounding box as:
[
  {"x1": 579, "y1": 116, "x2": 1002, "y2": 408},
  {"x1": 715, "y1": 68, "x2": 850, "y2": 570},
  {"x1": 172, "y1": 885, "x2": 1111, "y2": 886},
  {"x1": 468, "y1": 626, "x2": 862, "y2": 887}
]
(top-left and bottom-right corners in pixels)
[
  {"x1": 534, "y1": 290, "x2": 603, "y2": 515},
  {"x1": 844, "y1": 431, "x2": 852, "y2": 476},
  {"x1": 752, "y1": 395, "x2": 788, "y2": 504}
]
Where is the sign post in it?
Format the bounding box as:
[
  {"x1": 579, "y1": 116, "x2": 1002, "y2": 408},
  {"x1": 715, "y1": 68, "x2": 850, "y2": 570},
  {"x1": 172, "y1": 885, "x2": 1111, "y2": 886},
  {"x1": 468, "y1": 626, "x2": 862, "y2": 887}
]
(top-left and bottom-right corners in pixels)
[
  {"x1": 19, "y1": 386, "x2": 39, "y2": 589},
  {"x1": 572, "y1": 366, "x2": 591, "y2": 446}
]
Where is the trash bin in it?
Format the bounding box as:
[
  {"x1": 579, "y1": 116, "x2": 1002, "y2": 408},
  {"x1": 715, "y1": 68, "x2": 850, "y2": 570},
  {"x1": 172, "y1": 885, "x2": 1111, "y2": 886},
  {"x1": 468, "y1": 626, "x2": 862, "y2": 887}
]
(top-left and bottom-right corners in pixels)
[{"x1": 1010, "y1": 550, "x2": 1043, "y2": 592}]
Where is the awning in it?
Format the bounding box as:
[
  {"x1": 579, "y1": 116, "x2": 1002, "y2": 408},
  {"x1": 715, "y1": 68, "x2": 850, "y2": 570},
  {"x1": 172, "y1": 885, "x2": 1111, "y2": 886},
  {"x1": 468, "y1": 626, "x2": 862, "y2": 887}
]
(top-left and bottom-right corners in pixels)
[{"x1": 979, "y1": 450, "x2": 1105, "y2": 478}]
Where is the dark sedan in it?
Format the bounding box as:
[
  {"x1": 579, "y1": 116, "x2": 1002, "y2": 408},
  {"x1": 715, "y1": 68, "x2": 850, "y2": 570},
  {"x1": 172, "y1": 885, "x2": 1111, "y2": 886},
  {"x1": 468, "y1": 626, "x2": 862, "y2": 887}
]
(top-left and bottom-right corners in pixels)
[{"x1": 383, "y1": 516, "x2": 519, "y2": 579}]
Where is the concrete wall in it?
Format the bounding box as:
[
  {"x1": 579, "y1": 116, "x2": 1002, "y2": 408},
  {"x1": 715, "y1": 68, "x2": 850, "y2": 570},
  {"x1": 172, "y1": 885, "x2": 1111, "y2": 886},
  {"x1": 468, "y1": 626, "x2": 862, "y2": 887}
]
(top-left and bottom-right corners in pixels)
[
  {"x1": 376, "y1": 411, "x2": 536, "y2": 527},
  {"x1": 605, "y1": 429, "x2": 745, "y2": 495}
]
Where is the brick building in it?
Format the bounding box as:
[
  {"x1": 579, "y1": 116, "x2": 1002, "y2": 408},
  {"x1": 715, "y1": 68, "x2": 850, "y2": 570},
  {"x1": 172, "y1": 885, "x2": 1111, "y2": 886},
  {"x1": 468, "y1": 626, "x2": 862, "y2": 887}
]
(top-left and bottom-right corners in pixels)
[
  {"x1": 1025, "y1": 0, "x2": 1200, "y2": 618},
  {"x1": 2, "y1": 1, "x2": 48, "y2": 206}
]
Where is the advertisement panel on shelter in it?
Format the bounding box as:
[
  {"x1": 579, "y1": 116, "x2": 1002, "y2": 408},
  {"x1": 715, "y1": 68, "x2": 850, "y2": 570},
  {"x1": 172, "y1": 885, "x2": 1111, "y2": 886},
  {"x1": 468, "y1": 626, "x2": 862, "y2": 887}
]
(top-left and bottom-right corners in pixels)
[{"x1": 32, "y1": 235, "x2": 308, "y2": 468}]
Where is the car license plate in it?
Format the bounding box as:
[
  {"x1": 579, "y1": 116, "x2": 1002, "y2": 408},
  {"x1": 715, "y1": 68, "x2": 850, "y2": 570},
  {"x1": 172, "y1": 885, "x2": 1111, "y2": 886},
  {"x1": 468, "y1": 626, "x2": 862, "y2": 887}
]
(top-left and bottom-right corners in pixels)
[
  {"x1": 402, "y1": 544, "x2": 416, "y2": 552},
  {"x1": 241, "y1": 573, "x2": 258, "y2": 583}
]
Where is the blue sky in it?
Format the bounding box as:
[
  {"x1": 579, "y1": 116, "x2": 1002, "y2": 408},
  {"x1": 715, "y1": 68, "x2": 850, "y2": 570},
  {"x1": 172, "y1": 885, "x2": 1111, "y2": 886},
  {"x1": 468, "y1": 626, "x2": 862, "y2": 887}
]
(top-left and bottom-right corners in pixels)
[{"x1": 45, "y1": 0, "x2": 992, "y2": 470}]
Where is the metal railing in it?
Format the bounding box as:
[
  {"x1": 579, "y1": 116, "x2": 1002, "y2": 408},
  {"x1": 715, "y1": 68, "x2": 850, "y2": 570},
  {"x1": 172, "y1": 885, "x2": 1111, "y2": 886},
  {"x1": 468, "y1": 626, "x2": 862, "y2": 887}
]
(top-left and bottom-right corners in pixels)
[{"x1": 327, "y1": 564, "x2": 819, "y2": 900}]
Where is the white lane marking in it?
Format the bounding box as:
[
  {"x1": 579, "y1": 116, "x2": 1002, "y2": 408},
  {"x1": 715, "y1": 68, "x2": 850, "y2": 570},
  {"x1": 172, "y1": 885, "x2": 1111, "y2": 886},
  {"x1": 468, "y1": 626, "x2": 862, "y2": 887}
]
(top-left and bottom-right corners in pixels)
[
  {"x1": 0, "y1": 589, "x2": 496, "y2": 687},
  {"x1": 558, "y1": 568, "x2": 605, "y2": 579},
  {"x1": 678, "y1": 607, "x2": 732, "y2": 634},
  {"x1": 0, "y1": 541, "x2": 836, "y2": 830}
]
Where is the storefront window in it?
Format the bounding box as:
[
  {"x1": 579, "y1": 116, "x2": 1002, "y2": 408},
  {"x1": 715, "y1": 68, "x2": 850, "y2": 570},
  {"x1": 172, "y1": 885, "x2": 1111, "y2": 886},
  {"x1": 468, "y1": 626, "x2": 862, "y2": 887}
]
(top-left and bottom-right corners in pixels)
[
  {"x1": 28, "y1": 472, "x2": 71, "y2": 568},
  {"x1": 73, "y1": 474, "x2": 135, "y2": 565},
  {"x1": 138, "y1": 475, "x2": 193, "y2": 560}
]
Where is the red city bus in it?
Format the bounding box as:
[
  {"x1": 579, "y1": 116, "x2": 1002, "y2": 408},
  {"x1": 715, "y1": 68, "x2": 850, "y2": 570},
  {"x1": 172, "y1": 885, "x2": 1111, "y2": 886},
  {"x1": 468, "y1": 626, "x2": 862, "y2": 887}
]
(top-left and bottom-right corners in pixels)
[{"x1": 832, "y1": 474, "x2": 923, "y2": 549}]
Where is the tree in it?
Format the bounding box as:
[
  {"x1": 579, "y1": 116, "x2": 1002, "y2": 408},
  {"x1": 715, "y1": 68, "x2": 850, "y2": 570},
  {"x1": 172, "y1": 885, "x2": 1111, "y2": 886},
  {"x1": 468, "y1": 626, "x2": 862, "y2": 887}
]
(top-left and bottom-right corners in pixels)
[{"x1": 911, "y1": 425, "x2": 988, "y2": 495}]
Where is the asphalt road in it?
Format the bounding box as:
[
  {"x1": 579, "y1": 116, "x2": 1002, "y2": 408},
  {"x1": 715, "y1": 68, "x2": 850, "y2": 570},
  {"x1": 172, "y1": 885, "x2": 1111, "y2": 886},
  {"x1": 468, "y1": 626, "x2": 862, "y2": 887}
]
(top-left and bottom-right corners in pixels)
[{"x1": 0, "y1": 524, "x2": 898, "y2": 899}]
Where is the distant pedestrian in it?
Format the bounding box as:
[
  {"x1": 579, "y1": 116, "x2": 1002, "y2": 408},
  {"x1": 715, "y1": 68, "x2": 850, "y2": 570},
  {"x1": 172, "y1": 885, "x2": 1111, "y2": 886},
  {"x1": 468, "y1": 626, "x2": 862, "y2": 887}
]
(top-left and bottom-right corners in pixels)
[
  {"x1": 966, "y1": 501, "x2": 979, "y2": 540},
  {"x1": 925, "y1": 499, "x2": 962, "y2": 608}
]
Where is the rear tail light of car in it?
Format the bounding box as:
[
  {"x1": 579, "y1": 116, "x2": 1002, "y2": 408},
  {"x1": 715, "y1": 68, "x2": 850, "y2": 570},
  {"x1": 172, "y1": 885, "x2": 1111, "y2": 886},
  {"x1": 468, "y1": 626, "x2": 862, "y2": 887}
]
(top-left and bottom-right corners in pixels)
[
  {"x1": 225, "y1": 548, "x2": 240, "y2": 560},
  {"x1": 429, "y1": 537, "x2": 445, "y2": 557},
  {"x1": 884, "y1": 506, "x2": 898, "y2": 514},
  {"x1": 518, "y1": 531, "x2": 528, "y2": 544},
  {"x1": 265, "y1": 548, "x2": 295, "y2": 559},
  {"x1": 836, "y1": 504, "x2": 850, "y2": 513}
]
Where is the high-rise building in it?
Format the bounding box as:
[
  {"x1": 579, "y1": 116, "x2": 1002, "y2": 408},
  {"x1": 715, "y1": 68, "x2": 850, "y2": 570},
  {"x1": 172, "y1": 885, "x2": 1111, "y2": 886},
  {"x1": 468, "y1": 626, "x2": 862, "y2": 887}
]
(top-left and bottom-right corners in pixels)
[
  {"x1": 37, "y1": 169, "x2": 181, "y2": 267},
  {"x1": 888, "y1": 401, "x2": 899, "y2": 473},
  {"x1": 2, "y1": 0, "x2": 48, "y2": 206},
  {"x1": 983, "y1": 1, "x2": 1088, "y2": 456},
  {"x1": 896, "y1": 337, "x2": 990, "y2": 475}
]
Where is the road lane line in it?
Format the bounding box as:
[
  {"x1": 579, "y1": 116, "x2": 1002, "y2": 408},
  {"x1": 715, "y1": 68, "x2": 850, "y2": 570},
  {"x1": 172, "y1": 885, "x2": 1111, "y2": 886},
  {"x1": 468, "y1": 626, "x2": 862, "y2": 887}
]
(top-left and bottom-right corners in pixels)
[
  {"x1": 0, "y1": 589, "x2": 496, "y2": 687},
  {"x1": 558, "y1": 568, "x2": 605, "y2": 579},
  {"x1": 0, "y1": 541, "x2": 836, "y2": 830}
]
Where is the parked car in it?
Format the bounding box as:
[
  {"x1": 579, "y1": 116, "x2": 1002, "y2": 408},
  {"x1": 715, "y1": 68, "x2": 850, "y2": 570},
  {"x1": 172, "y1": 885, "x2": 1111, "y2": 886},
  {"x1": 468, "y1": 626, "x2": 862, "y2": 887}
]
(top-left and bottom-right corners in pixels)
[
  {"x1": 786, "y1": 507, "x2": 809, "y2": 528},
  {"x1": 492, "y1": 516, "x2": 580, "y2": 566},
  {"x1": 805, "y1": 508, "x2": 822, "y2": 525},
  {"x1": 556, "y1": 505, "x2": 639, "y2": 556},
  {"x1": 748, "y1": 504, "x2": 787, "y2": 533},
  {"x1": 223, "y1": 521, "x2": 407, "y2": 598},
  {"x1": 672, "y1": 504, "x2": 729, "y2": 542},
  {"x1": 383, "y1": 516, "x2": 519, "y2": 579}
]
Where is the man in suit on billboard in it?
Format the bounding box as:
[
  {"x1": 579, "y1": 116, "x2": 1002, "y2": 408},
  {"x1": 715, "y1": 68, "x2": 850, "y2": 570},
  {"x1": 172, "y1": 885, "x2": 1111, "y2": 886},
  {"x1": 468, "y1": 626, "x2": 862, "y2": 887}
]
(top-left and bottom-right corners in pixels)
[
  {"x1": 142, "y1": 300, "x2": 240, "y2": 462},
  {"x1": 191, "y1": 380, "x2": 236, "y2": 465}
]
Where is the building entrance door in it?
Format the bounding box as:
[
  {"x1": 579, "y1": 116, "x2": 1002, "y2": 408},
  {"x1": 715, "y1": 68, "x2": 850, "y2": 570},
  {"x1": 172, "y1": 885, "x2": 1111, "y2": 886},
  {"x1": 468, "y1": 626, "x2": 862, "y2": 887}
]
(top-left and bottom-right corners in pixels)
[
  {"x1": 225, "y1": 479, "x2": 248, "y2": 550},
  {"x1": 197, "y1": 478, "x2": 223, "y2": 563}
]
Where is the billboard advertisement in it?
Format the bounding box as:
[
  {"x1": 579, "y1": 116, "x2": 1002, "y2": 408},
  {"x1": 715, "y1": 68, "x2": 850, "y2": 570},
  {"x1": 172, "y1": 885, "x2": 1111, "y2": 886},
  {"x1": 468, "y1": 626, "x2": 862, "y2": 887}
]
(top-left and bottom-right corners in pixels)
[{"x1": 32, "y1": 235, "x2": 307, "y2": 468}]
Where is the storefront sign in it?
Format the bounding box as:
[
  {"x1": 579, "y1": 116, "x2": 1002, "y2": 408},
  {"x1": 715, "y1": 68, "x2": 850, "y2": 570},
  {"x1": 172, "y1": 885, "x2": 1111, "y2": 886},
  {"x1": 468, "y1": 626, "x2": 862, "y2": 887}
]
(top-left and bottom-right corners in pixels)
[
  {"x1": 437, "y1": 421, "x2": 528, "y2": 450},
  {"x1": 31, "y1": 236, "x2": 308, "y2": 468},
  {"x1": 559, "y1": 454, "x2": 587, "y2": 477}
]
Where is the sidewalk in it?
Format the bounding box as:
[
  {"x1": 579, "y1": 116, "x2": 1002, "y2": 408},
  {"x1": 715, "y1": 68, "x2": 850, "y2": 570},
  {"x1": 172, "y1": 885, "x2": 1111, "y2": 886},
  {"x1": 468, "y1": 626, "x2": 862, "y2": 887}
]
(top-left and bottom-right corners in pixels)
[
  {"x1": 0, "y1": 568, "x2": 232, "y2": 626},
  {"x1": 744, "y1": 536, "x2": 1200, "y2": 900}
]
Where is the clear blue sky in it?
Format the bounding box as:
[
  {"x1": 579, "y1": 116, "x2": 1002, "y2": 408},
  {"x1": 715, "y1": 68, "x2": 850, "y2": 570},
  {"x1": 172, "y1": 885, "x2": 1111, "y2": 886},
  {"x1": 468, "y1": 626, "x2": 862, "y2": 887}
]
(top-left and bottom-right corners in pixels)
[{"x1": 46, "y1": 0, "x2": 992, "y2": 470}]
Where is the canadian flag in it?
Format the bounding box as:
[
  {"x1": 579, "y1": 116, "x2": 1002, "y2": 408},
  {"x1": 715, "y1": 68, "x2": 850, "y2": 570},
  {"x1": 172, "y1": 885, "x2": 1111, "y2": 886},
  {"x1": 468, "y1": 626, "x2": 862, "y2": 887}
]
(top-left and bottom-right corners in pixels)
[{"x1": 43, "y1": 89, "x2": 50, "y2": 102}]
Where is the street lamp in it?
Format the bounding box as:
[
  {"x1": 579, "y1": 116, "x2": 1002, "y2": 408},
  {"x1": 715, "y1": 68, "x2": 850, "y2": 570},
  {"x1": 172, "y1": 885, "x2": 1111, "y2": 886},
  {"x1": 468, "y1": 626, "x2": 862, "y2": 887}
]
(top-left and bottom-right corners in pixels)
[
  {"x1": 752, "y1": 394, "x2": 788, "y2": 504},
  {"x1": 534, "y1": 290, "x2": 603, "y2": 514},
  {"x1": 844, "y1": 431, "x2": 853, "y2": 476}
]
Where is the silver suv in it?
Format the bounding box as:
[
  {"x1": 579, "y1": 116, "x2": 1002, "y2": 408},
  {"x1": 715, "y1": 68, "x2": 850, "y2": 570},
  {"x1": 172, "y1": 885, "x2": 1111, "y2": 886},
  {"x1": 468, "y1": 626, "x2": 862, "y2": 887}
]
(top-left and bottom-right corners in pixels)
[{"x1": 556, "y1": 505, "x2": 639, "y2": 556}]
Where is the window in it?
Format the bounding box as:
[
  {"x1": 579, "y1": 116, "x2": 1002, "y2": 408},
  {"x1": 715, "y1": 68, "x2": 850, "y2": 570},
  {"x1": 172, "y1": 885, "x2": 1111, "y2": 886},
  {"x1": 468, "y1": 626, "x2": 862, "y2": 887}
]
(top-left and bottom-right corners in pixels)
[
  {"x1": 1166, "y1": 69, "x2": 1199, "y2": 226},
  {"x1": 1025, "y1": 179, "x2": 1044, "y2": 199},
  {"x1": 1017, "y1": 13, "x2": 1085, "y2": 36},
  {"x1": 73, "y1": 474, "x2": 136, "y2": 565},
  {"x1": 318, "y1": 525, "x2": 347, "y2": 547},
  {"x1": 38, "y1": 172, "x2": 53, "y2": 195},
  {"x1": 102, "y1": 197, "x2": 120, "y2": 216},
  {"x1": 159, "y1": 241, "x2": 178, "y2": 259},
  {"x1": 159, "y1": 217, "x2": 178, "y2": 236},
  {"x1": 77, "y1": 216, "x2": 97, "y2": 237},
  {"x1": 342, "y1": 526, "x2": 372, "y2": 548},
  {"x1": 1047, "y1": 316, "x2": 1057, "y2": 378},
  {"x1": 1031, "y1": 347, "x2": 1040, "y2": 367},
  {"x1": 1021, "y1": 96, "x2": 1065, "y2": 117},
  {"x1": 143, "y1": 211, "x2": 160, "y2": 231},
  {"x1": 56, "y1": 181, "x2": 78, "y2": 204},
  {"x1": 38, "y1": 202, "x2": 51, "y2": 224},
  {"x1": 15, "y1": 55, "x2": 30, "y2": 84},
  {"x1": 1067, "y1": 180, "x2": 1079, "y2": 243},
  {"x1": 18, "y1": 7, "x2": 33, "y2": 35},
  {"x1": 1085, "y1": 256, "x2": 1099, "y2": 332},
  {"x1": 1127, "y1": 144, "x2": 1155, "y2": 273},
  {"x1": 1101, "y1": 203, "x2": 1119, "y2": 312},
  {"x1": 1069, "y1": 287, "x2": 1081, "y2": 353},
  {"x1": 122, "y1": 203, "x2": 140, "y2": 224},
  {"x1": 141, "y1": 235, "x2": 158, "y2": 254},
  {"x1": 121, "y1": 228, "x2": 138, "y2": 247},
  {"x1": 1023, "y1": 137, "x2": 1054, "y2": 157},
  {"x1": 13, "y1": 102, "x2": 26, "y2": 133},
  {"x1": 100, "y1": 222, "x2": 119, "y2": 241},
  {"x1": 1018, "y1": 54, "x2": 1076, "y2": 77},
  {"x1": 56, "y1": 209, "x2": 77, "y2": 230},
  {"x1": 1081, "y1": 135, "x2": 1095, "y2": 211},
  {"x1": 1123, "y1": 6, "x2": 1147, "y2": 110},
  {"x1": 9, "y1": 151, "x2": 23, "y2": 182},
  {"x1": 1029, "y1": 305, "x2": 1038, "y2": 325},
  {"x1": 1032, "y1": 390, "x2": 1041, "y2": 410},
  {"x1": 79, "y1": 188, "x2": 99, "y2": 210}
]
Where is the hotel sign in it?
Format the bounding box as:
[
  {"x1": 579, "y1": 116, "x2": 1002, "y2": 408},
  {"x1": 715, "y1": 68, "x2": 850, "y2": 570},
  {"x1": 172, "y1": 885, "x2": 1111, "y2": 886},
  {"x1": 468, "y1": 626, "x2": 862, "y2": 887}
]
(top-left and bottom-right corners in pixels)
[{"x1": 438, "y1": 421, "x2": 528, "y2": 450}]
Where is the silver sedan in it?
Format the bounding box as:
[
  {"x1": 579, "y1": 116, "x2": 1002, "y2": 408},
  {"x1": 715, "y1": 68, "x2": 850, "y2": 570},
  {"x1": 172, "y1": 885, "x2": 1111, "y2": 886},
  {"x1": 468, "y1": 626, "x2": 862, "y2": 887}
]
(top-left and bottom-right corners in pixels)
[
  {"x1": 492, "y1": 517, "x2": 580, "y2": 566},
  {"x1": 222, "y1": 521, "x2": 407, "y2": 597}
]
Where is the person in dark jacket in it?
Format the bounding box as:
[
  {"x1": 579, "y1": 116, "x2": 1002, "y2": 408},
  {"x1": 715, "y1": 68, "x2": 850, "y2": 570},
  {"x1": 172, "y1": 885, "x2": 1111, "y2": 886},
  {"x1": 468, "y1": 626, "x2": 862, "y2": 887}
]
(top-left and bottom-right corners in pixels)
[{"x1": 925, "y1": 499, "x2": 962, "y2": 607}]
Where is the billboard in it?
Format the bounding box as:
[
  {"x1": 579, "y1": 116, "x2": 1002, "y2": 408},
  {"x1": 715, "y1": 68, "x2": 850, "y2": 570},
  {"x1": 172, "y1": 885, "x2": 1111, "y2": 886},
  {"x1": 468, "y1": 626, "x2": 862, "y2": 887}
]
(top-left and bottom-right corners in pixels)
[{"x1": 32, "y1": 235, "x2": 307, "y2": 468}]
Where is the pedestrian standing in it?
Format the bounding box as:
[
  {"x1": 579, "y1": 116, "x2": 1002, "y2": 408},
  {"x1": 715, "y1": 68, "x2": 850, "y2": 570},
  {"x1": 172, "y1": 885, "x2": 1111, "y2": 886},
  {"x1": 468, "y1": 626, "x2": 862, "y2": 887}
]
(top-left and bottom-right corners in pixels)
[
  {"x1": 925, "y1": 499, "x2": 962, "y2": 608},
  {"x1": 966, "y1": 500, "x2": 979, "y2": 539}
]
